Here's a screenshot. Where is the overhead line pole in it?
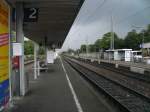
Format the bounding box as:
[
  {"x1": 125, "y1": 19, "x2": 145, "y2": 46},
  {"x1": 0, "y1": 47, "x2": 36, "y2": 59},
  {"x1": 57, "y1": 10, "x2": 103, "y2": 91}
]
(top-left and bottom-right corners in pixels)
[
  {"x1": 132, "y1": 25, "x2": 145, "y2": 62},
  {"x1": 86, "y1": 37, "x2": 89, "y2": 59},
  {"x1": 111, "y1": 15, "x2": 114, "y2": 50}
]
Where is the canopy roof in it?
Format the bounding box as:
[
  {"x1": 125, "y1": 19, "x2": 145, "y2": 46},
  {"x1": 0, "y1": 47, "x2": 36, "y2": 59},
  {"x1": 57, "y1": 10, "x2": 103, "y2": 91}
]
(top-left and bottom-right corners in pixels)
[{"x1": 7, "y1": 0, "x2": 84, "y2": 48}]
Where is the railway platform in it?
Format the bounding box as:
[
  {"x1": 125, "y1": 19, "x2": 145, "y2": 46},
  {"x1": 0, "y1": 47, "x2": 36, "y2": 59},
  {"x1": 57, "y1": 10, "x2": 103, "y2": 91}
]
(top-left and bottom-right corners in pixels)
[
  {"x1": 99, "y1": 59, "x2": 150, "y2": 71},
  {"x1": 7, "y1": 58, "x2": 114, "y2": 112},
  {"x1": 78, "y1": 57, "x2": 150, "y2": 75}
]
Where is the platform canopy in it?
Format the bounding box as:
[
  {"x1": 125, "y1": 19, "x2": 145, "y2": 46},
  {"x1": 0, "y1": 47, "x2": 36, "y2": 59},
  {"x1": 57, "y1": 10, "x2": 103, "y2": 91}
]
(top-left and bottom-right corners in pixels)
[{"x1": 7, "y1": 0, "x2": 84, "y2": 48}]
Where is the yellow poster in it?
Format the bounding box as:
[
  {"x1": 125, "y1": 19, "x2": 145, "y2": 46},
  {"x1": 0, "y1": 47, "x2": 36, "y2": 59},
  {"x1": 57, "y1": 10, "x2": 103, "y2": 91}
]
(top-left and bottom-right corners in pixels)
[
  {"x1": 0, "y1": 0, "x2": 9, "y2": 83},
  {"x1": 0, "y1": 0, "x2": 9, "y2": 109}
]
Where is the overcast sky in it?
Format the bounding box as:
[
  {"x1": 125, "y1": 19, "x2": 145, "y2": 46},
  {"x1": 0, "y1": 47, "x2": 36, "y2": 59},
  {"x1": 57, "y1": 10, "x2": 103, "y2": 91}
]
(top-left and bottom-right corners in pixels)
[{"x1": 62, "y1": 0, "x2": 150, "y2": 51}]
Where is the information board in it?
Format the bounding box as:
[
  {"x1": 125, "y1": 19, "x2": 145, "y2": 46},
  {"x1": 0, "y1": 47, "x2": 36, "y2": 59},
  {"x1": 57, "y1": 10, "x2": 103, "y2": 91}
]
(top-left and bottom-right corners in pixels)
[
  {"x1": 47, "y1": 51, "x2": 55, "y2": 64},
  {"x1": 13, "y1": 43, "x2": 23, "y2": 56},
  {"x1": 0, "y1": 0, "x2": 10, "y2": 110}
]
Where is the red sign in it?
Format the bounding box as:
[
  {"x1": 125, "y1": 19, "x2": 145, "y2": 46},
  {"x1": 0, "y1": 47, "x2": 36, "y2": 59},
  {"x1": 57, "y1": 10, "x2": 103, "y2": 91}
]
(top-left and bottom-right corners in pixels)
[{"x1": 12, "y1": 56, "x2": 19, "y2": 69}]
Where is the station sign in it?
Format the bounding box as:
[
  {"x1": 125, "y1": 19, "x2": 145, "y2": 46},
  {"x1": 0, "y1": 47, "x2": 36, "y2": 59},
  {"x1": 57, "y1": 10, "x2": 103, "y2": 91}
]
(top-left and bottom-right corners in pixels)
[
  {"x1": 12, "y1": 8, "x2": 39, "y2": 22},
  {"x1": 24, "y1": 8, "x2": 39, "y2": 22},
  {"x1": 0, "y1": 0, "x2": 10, "y2": 110}
]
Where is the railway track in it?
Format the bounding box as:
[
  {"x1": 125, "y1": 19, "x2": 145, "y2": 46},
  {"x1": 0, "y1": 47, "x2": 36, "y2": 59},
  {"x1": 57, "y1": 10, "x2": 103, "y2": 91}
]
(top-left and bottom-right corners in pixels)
[
  {"x1": 72, "y1": 58, "x2": 150, "y2": 99},
  {"x1": 64, "y1": 57, "x2": 150, "y2": 112},
  {"x1": 81, "y1": 58, "x2": 150, "y2": 83}
]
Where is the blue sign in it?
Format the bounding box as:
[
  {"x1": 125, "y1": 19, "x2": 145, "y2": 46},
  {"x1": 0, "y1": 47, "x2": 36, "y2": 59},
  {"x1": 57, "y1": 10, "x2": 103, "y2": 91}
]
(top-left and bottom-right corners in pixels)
[{"x1": 0, "y1": 80, "x2": 9, "y2": 109}]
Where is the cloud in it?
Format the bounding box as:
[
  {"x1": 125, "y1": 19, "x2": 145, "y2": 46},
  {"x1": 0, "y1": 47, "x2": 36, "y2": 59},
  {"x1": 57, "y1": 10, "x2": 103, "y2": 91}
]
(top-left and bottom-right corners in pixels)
[{"x1": 62, "y1": 0, "x2": 150, "y2": 50}]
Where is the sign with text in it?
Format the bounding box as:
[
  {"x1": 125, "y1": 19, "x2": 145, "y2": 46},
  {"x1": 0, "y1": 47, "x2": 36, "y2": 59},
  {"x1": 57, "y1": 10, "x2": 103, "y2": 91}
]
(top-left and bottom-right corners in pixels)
[
  {"x1": 0, "y1": 0, "x2": 10, "y2": 110},
  {"x1": 12, "y1": 8, "x2": 39, "y2": 22},
  {"x1": 47, "y1": 51, "x2": 55, "y2": 64},
  {"x1": 13, "y1": 43, "x2": 23, "y2": 56},
  {"x1": 24, "y1": 8, "x2": 39, "y2": 22}
]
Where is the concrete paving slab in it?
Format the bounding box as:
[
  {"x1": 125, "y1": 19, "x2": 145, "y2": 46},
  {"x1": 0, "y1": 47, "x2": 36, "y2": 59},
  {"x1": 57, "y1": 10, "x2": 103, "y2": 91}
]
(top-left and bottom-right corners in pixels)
[{"x1": 9, "y1": 59, "x2": 77, "y2": 112}]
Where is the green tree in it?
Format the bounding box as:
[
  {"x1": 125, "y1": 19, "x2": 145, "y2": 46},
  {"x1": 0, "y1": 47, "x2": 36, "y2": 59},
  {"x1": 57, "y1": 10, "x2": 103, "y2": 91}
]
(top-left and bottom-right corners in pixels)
[
  {"x1": 142, "y1": 24, "x2": 150, "y2": 43},
  {"x1": 88, "y1": 44, "x2": 96, "y2": 52},
  {"x1": 125, "y1": 24, "x2": 150, "y2": 50},
  {"x1": 38, "y1": 47, "x2": 45, "y2": 55},
  {"x1": 75, "y1": 49, "x2": 81, "y2": 55},
  {"x1": 80, "y1": 44, "x2": 86, "y2": 53},
  {"x1": 95, "y1": 32, "x2": 123, "y2": 50},
  {"x1": 68, "y1": 48, "x2": 75, "y2": 54},
  {"x1": 115, "y1": 38, "x2": 125, "y2": 49},
  {"x1": 24, "y1": 40, "x2": 34, "y2": 55},
  {"x1": 99, "y1": 32, "x2": 111, "y2": 49},
  {"x1": 94, "y1": 39, "x2": 102, "y2": 49},
  {"x1": 124, "y1": 30, "x2": 142, "y2": 50}
]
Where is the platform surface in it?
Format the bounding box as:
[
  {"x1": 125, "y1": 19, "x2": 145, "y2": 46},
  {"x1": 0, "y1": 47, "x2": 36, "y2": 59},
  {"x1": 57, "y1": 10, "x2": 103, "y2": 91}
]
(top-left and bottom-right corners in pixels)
[{"x1": 9, "y1": 58, "x2": 114, "y2": 112}]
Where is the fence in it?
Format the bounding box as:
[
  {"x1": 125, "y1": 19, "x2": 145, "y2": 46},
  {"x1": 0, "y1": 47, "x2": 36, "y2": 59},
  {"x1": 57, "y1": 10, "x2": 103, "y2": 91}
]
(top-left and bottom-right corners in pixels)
[{"x1": 76, "y1": 52, "x2": 150, "y2": 64}]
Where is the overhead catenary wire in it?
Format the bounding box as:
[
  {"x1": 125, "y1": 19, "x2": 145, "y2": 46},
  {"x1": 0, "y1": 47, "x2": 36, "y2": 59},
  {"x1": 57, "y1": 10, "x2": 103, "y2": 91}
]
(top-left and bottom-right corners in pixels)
[
  {"x1": 70, "y1": 0, "x2": 107, "y2": 36},
  {"x1": 65, "y1": 1, "x2": 150, "y2": 50},
  {"x1": 116, "y1": 5, "x2": 150, "y2": 26},
  {"x1": 72, "y1": 1, "x2": 150, "y2": 37},
  {"x1": 88, "y1": 3, "x2": 150, "y2": 39}
]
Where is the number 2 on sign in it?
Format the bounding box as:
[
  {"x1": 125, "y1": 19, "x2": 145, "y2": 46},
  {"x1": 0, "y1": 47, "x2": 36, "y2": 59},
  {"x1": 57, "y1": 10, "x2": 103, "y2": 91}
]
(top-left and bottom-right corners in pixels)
[{"x1": 29, "y1": 8, "x2": 37, "y2": 19}]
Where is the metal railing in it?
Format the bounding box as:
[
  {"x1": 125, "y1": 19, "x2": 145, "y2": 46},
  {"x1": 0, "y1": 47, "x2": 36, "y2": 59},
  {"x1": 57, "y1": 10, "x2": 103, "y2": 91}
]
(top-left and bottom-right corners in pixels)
[{"x1": 74, "y1": 52, "x2": 150, "y2": 64}]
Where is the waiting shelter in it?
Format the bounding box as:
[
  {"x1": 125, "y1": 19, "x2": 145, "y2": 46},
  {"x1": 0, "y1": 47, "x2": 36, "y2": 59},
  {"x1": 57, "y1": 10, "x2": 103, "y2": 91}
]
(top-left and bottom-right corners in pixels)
[{"x1": 105, "y1": 49, "x2": 132, "y2": 61}]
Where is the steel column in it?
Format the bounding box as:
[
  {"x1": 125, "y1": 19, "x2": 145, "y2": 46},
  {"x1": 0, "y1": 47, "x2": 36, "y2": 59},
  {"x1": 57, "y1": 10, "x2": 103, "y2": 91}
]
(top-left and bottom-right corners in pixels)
[
  {"x1": 34, "y1": 42, "x2": 38, "y2": 79},
  {"x1": 16, "y1": 2, "x2": 25, "y2": 96}
]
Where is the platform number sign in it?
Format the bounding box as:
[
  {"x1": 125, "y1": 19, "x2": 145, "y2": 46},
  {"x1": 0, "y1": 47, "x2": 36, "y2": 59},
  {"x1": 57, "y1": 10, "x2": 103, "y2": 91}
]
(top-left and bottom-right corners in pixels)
[{"x1": 24, "y1": 8, "x2": 39, "y2": 22}]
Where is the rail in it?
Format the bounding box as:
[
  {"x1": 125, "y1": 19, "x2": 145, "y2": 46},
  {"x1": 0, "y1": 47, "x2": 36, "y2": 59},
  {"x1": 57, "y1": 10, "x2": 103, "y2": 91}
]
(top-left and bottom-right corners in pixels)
[{"x1": 64, "y1": 56, "x2": 150, "y2": 112}]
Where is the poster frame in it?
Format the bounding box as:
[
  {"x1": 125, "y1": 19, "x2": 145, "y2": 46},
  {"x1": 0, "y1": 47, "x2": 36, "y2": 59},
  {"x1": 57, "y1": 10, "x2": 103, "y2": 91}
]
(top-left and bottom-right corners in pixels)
[{"x1": 0, "y1": 0, "x2": 11, "y2": 110}]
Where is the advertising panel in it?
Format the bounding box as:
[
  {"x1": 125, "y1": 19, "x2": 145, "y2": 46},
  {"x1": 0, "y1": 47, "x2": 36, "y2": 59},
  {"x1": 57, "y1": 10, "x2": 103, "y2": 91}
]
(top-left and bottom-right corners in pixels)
[
  {"x1": 47, "y1": 51, "x2": 55, "y2": 64},
  {"x1": 0, "y1": 0, "x2": 10, "y2": 110}
]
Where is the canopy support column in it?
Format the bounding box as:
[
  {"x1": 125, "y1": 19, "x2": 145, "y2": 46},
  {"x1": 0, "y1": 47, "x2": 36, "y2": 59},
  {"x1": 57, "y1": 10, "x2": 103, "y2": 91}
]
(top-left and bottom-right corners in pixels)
[
  {"x1": 16, "y1": 2, "x2": 25, "y2": 96},
  {"x1": 34, "y1": 42, "x2": 38, "y2": 79}
]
